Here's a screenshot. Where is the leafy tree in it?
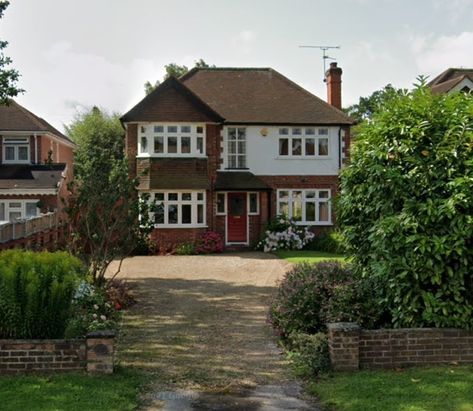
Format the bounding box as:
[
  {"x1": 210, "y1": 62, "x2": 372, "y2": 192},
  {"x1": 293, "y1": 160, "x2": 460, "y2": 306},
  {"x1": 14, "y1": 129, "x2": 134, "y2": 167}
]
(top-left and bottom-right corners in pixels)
[
  {"x1": 65, "y1": 107, "x2": 140, "y2": 285},
  {"x1": 0, "y1": 1, "x2": 23, "y2": 103},
  {"x1": 344, "y1": 84, "x2": 407, "y2": 123},
  {"x1": 338, "y1": 79, "x2": 473, "y2": 329},
  {"x1": 144, "y1": 59, "x2": 214, "y2": 95}
]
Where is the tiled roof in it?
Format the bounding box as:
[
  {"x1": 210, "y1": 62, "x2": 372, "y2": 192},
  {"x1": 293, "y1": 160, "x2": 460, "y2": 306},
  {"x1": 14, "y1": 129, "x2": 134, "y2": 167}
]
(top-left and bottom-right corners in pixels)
[
  {"x1": 0, "y1": 164, "x2": 66, "y2": 190},
  {"x1": 181, "y1": 68, "x2": 353, "y2": 125},
  {"x1": 122, "y1": 68, "x2": 354, "y2": 125},
  {"x1": 428, "y1": 68, "x2": 473, "y2": 94},
  {"x1": 0, "y1": 100, "x2": 74, "y2": 144}
]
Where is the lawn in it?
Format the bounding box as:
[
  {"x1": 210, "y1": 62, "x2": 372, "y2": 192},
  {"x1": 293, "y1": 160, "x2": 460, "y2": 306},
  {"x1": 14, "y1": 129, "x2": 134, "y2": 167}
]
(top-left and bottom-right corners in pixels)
[
  {"x1": 310, "y1": 366, "x2": 473, "y2": 411},
  {"x1": 0, "y1": 367, "x2": 148, "y2": 411},
  {"x1": 273, "y1": 250, "x2": 346, "y2": 263}
]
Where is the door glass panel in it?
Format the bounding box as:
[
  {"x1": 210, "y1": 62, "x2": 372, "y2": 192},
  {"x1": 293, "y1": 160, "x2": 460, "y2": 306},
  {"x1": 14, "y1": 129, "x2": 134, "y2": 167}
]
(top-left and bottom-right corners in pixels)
[
  {"x1": 229, "y1": 195, "x2": 245, "y2": 216},
  {"x1": 217, "y1": 193, "x2": 225, "y2": 213}
]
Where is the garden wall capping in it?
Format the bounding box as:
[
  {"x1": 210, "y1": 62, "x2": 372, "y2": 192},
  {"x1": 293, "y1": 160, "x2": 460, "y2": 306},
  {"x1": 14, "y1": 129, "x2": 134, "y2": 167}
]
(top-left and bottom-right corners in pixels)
[
  {"x1": 327, "y1": 322, "x2": 473, "y2": 371},
  {"x1": 0, "y1": 331, "x2": 115, "y2": 374}
]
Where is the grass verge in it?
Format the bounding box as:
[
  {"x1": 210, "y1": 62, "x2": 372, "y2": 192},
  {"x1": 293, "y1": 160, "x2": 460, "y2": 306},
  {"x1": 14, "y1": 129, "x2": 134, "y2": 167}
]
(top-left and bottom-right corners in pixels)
[
  {"x1": 0, "y1": 366, "x2": 148, "y2": 411},
  {"x1": 273, "y1": 250, "x2": 346, "y2": 264},
  {"x1": 309, "y1": 366, "x2": 473, "y2": 411}
]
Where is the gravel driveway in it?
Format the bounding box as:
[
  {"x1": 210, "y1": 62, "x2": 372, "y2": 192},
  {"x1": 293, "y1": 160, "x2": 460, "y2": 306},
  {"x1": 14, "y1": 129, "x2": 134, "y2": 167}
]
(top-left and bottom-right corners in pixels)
[{"x1": 111, "y1": 252, "x2": 319, "y2": 410}]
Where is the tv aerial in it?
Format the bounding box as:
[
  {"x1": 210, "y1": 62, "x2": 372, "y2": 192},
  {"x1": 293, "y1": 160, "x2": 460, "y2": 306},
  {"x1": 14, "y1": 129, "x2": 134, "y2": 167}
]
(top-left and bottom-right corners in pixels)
[{"x1": 299, "y1": 45, "x2": 341, "y2": 81}]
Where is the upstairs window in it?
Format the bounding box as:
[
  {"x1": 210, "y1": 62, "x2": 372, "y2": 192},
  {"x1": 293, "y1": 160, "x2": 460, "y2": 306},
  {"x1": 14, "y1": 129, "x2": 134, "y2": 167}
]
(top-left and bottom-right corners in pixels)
[
  {"x1": 3, "y1": 137, "x2": 30, "y2": 163},
  {"x1": 278, "y1": 128, "x2": 329, "y2": 158},
  {"x1": 138, "y1": 124, "x2": 205, "y2": 157},
  {"x1": 227, "y1": 127, "x2": 247, "y2": 168}
]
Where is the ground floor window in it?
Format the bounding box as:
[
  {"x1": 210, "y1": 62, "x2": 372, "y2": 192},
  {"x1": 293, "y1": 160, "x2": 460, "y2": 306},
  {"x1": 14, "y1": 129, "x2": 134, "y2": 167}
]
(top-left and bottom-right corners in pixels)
[
  {"x1": 145, "y1": 191, "x2": 206, "y2": 228},
  {"x1": 0, "y1": 200, "x2": 38, "y2": 222},
  {"x1": 277, "y1": 189, "x2": 331, "y2": 224}
]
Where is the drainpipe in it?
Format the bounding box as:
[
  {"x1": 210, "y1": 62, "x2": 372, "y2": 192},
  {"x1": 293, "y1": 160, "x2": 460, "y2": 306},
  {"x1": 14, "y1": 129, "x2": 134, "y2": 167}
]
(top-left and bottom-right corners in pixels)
[
  {"x1": 338, "y1": 127, "x2": 342, "y2": 170},
  {"x1": 34, "y1": 133, "x2": 37, "y2": 164}
]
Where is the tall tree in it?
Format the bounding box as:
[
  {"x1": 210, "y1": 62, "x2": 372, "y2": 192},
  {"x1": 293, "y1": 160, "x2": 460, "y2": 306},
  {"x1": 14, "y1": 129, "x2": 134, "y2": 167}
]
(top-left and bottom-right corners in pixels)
[
  {"x1": 65, "y1": 107, "x2": 139, "y2": 284},
  {"x1": 144, "y1": 59, "x2": 214, "y2": 95},
  {"x1": 0, "y1": 1, "x2": 23, "y2": 103},
  {"x1": 344, "y1": 84, "x2": 407, "y2": 123}
]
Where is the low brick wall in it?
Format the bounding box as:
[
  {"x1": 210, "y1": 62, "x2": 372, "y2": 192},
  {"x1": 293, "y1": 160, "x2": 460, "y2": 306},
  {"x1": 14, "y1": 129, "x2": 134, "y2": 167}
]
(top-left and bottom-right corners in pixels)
[
  {"x1": 327, "y1": 322, "x2": 473, "y2": 371},
  {"x1": 0, "y1": 331, "x2": 115, "y2": 374}
]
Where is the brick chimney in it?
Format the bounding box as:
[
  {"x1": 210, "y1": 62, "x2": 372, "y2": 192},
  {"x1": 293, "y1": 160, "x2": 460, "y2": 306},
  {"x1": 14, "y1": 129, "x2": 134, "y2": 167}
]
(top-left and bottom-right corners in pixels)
[{"x1": 325, "y1": 62, "x2": 343, "y2": 110}]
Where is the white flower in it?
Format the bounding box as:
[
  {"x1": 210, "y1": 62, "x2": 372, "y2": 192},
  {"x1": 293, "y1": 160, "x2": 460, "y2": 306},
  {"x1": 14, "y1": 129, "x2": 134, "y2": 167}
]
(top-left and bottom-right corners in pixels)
[
  {"x1": 93, "y1": 304, "x2": 99, "y2": 310},
  {"x1": 100, "y1": 315, "x2": 107, "y2": 321},
  {"x1": 92, "y1": 313, "x2": 98, "y2": 319}
]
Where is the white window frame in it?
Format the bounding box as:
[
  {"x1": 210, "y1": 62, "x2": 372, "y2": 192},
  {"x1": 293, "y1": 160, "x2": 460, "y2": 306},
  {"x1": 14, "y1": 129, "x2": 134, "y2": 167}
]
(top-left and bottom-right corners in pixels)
[
  {"x1": 144, "y1": 190, "x2": 206, "y2": 228},
  {"x1": 216, "y1": 192, "x2": 227, "y2": 215},
  {"x1": 0, "y1": 199, "x2": 39, "y2": 221},
  {"x1": 277, "y1": 127, "x2": 330, "y2": 158},
  {"x1": 226, "y1": 127, "x2": 247, "y2": 169},
  {"x1": 137, "y1": 123, "x2": 206, "y2": 158},
  {"x1": 248, "y1": 192, "x2": 259, "y2": 215},
  {"x1": 277, "y1": 189, "x2": 332, "y2": 225},
  {"x1": 2, "y1": 137, "x2": 31, "y2": 164}
]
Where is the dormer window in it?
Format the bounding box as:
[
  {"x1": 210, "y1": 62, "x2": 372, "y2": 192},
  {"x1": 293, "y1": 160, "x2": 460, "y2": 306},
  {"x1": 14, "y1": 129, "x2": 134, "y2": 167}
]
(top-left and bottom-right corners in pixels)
[{"x1": 3, "y1": 137, "x2": 30, "y2": 164}]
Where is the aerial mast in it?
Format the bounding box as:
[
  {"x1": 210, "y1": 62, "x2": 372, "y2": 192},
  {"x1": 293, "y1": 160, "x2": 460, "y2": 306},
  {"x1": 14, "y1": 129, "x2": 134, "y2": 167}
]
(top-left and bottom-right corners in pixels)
[{"x1": 299, "y1": 45, "x2": 341, "y2": 81}]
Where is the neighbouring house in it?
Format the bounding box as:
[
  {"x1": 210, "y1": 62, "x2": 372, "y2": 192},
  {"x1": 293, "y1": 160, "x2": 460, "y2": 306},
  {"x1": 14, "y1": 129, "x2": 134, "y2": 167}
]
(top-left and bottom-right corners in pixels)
[
  {"x1": 428, "y1": 68, "x2": 473, "y2": 94},
  {"x1": 121, "y1": 63, "x2": 353, "y2": 251},
  {"x1": 0, "y1": 100, "x2": 75, "y2": 225}
]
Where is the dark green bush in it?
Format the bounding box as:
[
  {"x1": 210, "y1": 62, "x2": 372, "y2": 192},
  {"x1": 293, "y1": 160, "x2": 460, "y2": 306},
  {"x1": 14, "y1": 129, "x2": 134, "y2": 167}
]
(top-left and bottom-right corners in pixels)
[
  {"x1": 287, "y1": 332, "x2": 331, "y2": 376},
  {"x1": 339, "y1": 83, "x2": 473, "y2": 329},
  {"x1": 0, "y1": 250, "x2": 85, "y2": 338},
  {"x1": 304, "y1": 230, "x2": 346, "y2": 253},
  {"x1": 269, "y1": 261, "x2": 383, "y2": 337}
]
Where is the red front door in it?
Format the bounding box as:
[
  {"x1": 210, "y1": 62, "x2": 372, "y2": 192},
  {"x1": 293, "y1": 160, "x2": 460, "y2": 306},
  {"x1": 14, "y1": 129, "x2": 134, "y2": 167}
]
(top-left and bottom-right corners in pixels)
[{"x1": 227, "y1": 193, "x2": 247, "y2": 243}]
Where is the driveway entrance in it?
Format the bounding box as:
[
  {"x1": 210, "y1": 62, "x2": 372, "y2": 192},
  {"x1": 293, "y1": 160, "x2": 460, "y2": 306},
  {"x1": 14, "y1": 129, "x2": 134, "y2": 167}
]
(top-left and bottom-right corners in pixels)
[{"x1": 113, "y1": 252, "x2": 318, "y2": 410}]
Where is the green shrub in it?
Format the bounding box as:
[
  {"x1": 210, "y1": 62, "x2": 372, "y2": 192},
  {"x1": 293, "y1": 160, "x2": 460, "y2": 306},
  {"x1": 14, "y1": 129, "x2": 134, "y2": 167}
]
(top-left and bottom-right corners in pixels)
[
  {"x1": 305, "y1": 230, "x2": 346, "y2": 253},
  {"x1": 0, "y1": 250, "x2": 85, "y2": 339},
  {"x1": 287, "y1": 332, "x2": 331, "y2": 376},
  {"x1": 339, "y1": 82, "x2": 473, "y2": 329},
  {"x1": 269, "y1": 261, "x2": 383, "y2": 337},
  {"x1": 175, "y1": 242, "x2": 195, "y2": 255}
]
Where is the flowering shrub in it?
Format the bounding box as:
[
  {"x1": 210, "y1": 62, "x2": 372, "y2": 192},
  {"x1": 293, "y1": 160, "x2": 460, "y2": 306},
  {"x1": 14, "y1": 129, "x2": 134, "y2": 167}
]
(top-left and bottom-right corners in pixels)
[
  {"x1": 195, "y1": 231, "x2": 224, "y2": 254},
  {"x1": 65, "y1": 281, "x2": 121, "y2": 338},
  {"x1": 257, "y1": 216, "x2": 314, "y2": 252}
]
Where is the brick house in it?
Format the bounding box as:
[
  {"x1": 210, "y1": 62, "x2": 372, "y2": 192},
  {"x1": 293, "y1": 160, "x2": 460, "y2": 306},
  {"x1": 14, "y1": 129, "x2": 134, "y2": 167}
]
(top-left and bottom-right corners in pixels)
[
  {"x1": 121, "y1": 63, "x2": 353, "y2": 251},
  {"x1": 429, "y1": 68, "x2": 473, "y2": 94},
  {"x1": 0, "y1": 100, "x2": 75, "y2": 223}
]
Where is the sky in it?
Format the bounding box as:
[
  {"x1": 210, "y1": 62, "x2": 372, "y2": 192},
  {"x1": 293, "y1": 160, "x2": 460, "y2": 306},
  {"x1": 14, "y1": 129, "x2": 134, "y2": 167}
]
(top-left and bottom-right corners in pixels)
[{"x1": 1, "y1": 0, "x2": 473, "y2": 131}]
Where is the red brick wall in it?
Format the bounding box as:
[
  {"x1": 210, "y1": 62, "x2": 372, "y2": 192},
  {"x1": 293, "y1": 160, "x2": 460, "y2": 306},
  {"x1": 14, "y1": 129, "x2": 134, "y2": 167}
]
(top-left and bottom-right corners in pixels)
[
  {"x1": 125, "y1": 123, "x2": 138, "y2": 178},
  {"x1": 327, "y1": 322, "x2": 473, "y2": 371},
  {"x1": 150, "y1": 227, "x2": 208, "y2": 254}
]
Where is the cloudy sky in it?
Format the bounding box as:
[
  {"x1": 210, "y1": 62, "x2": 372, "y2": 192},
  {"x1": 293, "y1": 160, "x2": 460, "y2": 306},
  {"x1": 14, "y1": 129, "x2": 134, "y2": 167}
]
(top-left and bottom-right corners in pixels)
[{"x1": 2, "y1": 0, "x2": 473, "y2": 130}]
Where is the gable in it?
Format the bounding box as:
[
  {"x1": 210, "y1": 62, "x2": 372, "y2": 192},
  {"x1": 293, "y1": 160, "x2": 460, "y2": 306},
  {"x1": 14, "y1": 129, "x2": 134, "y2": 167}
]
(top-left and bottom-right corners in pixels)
[{"x1": 121, "y1": 77, "x2": 223, "y2": 123}]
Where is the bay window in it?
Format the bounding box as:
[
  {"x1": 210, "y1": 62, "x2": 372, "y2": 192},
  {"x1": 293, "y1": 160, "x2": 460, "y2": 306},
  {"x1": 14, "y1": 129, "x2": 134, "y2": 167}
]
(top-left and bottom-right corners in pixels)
[
  {"x1": 139, "y1": 124, "x2": 205, "y2": 157},
  {"x1": 277, "y1": 189, "x2": 331, "y2": 224},
  {"x1": 278, "y1": 127, "x2": 330, "y2": 157},
  {"x1": 145, "y1": 191, "x2": 206, "y2": 227}
]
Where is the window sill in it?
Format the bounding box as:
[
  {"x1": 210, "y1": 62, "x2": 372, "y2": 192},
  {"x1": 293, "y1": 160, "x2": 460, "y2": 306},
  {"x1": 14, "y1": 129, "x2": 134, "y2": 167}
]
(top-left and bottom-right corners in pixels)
[
  {"x1": 153, "y1": 224, "x2": 208, "y2": 229},
  {"x1": 275, "y1": 156, "x2": 332, "y2": 160},
  {"x1": 137, "y1": 154, "x2": 207, "y2": 159},
  {"x1": 2, "y1": 160, "x2": 31, "y2": 164},
  {"x1": 294, "y1": 221, "x2": 333, "y2": 226},
  {"x1": 224, "y1": 167, "x2": 250, "y2": 170}
]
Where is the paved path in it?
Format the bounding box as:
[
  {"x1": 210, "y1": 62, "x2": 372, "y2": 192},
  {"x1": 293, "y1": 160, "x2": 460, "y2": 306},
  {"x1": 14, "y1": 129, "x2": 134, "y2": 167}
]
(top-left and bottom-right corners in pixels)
[{"x1": 112, "y1": 252, "x2": 319, "y2": 410}]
